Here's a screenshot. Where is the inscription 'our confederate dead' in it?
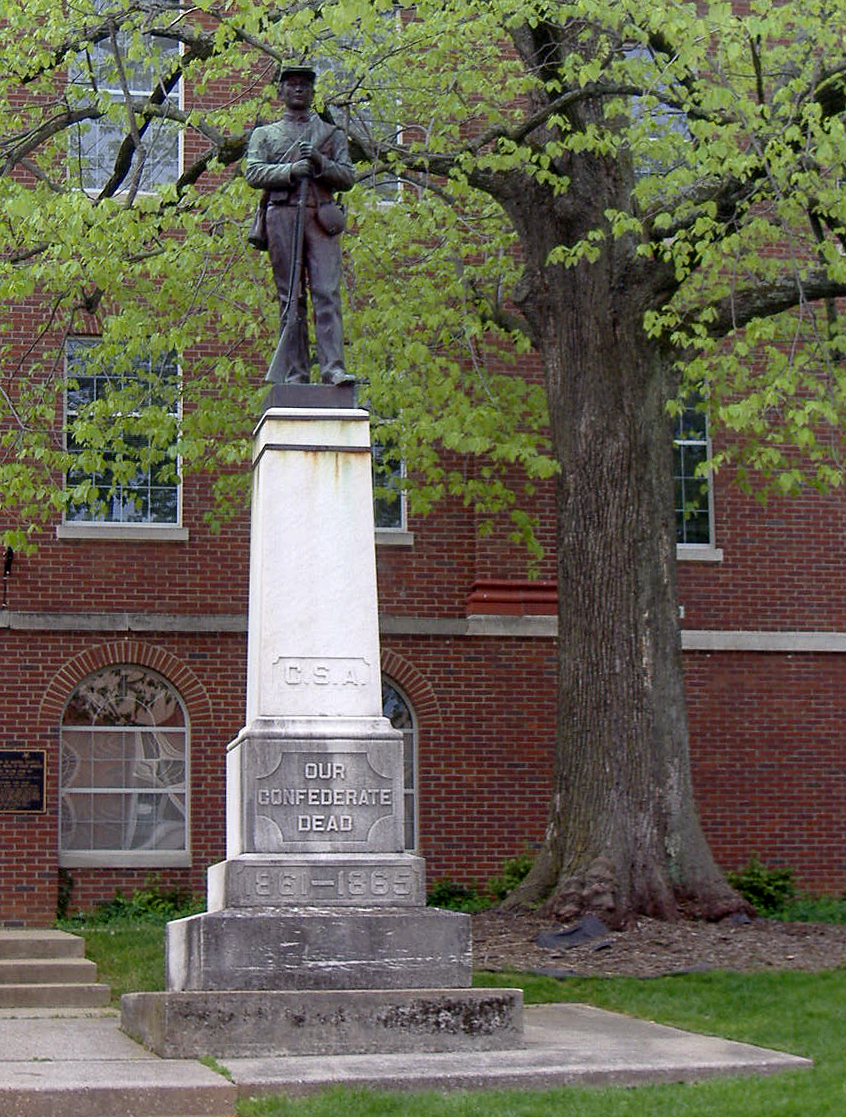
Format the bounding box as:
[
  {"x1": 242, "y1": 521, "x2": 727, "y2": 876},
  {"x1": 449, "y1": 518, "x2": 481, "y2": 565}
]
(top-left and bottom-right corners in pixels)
[{"x1": 255, "y1": 753, "x2": 393, "y2": 840}]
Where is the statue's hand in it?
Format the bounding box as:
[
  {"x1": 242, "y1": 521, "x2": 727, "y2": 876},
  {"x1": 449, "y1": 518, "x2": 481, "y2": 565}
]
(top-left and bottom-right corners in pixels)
[
  {"x1": 290, "y1": 159, "x2": 312, "y2": 181},
  {"x1": 298, "y1": 142, "x2": 324, "y2": 174}
]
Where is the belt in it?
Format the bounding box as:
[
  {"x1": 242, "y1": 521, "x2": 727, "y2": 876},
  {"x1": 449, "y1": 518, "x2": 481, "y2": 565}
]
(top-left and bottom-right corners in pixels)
[{"x1": 268, "y1": 198, "x2": 317, "y2": 208}]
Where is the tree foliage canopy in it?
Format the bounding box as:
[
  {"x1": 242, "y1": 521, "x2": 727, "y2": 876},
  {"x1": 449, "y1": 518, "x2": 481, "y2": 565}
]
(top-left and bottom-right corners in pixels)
[{"x1": 2, "y1": 0, "x2": 846, "y2": 546}]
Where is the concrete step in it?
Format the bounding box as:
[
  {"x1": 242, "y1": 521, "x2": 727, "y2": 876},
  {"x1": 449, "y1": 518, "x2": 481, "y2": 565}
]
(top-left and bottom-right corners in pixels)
[
  {"x1": 0, "y1": 1011, "x2": 237, "y2": 1117},
  {"x1": 0, "y1": 930, "x2": 85, "y2": 960},
  {"x1": 0, "y1": 958, "x2": 99, "y2": 985},
  {"x1": 0, "y1": 932, "x2": 110, "y2": 1008},
  {"x1": 0, "y1": 983, "x2": 111, "y2": 1009},
  {"x1": 0, "y1": 1062, "x2": 236, "y2": 1117}
]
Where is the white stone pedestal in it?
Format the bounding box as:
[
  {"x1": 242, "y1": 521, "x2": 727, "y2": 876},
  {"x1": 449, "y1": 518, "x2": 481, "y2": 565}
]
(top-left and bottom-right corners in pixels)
[
  {"x1": 121, "y1": 387, "x2": 521, "y2": 1056},
  {"x1": 216, "y1": 401, "x2": 425, "y2": 915},
  {"x1": 245, "y1": 402, "x2": 384, "y2": 726}
]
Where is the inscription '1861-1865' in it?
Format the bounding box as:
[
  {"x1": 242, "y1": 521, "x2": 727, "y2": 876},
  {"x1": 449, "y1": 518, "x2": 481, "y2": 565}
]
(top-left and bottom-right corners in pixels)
[{"x1": 228, "y1": 860, "x2": 424, "y2": 906}]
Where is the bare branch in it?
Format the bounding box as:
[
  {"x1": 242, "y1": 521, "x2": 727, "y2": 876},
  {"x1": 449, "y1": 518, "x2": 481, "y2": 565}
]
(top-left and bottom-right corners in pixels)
[
  {"x1": 1, "y1": 107, "x2": 104, "y2": 177},
  {"x1": 16, "y1": 159, "x2": 66, "y2": 194},
  {"x1": 749, "y1": 32, "x2": 766, "y2": 106},
  {"x1": 175, "y1": 132, "x2": 249, "y2": 192},
  {"x1": 642, "y1": 172, "x2": 760, "y2": 242},
  {"x1": 475, "y1": 291, "x2": 531, "y2": 341},
  {"x1": 108, "y1": 18, "x2": 147, "y2": 208},
  {"x1": 6, "y1": 242, "x2": 50, "y2": 265},
  {"x1": 703, "y1": 269, "x2": 846, "y2": 338}
]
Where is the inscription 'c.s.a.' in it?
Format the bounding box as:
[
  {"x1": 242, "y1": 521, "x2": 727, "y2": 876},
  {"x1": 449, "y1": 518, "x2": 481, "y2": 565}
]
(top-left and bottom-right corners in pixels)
[{"x1": 274, "y1": 656, "x2": 371, "y2": 688}]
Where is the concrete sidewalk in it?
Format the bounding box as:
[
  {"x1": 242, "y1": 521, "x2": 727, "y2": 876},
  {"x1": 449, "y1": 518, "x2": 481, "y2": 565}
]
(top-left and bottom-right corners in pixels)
[{"x1": 0, "y1": 1002, "x2": 812, "y2": 1117}]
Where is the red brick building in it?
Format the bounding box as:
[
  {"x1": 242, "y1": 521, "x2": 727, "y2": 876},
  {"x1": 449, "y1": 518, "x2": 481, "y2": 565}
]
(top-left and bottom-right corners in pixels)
[
  {"x1": 680, "y1": 478, "x2": 846, "y2": 898},
  {"x1": 2, "y1": 10, "x2": 845, "y2": 928},
  {"x1": 3, "y1": 397, "x2": 846, "y2": 926}
]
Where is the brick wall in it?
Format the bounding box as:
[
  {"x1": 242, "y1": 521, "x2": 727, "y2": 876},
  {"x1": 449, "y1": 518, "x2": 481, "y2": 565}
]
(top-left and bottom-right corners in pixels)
[
  {"x1": 675, "y1": 462, "x2": 846, "y2": 895},
  {"x1": 678, "y1": 467, "x2": 846, "y2": 631},
  {"x1": 686, "y1": 651, "x2": 846, "y2": 894},
  {"x1": 382, "y1": 635, "x2": 557, "y2": 887}
]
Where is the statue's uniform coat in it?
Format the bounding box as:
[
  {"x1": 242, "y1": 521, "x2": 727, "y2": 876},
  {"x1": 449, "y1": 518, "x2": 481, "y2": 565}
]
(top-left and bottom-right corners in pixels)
[{"x1": 246, "y1": 113, "x2": 354, "y2": 383}]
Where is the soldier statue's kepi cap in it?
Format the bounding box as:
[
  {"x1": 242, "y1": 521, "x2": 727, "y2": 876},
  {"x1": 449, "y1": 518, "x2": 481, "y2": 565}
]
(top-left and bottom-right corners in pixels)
[{"x1": 277, "y1": 63, "x2": 316, "y2": 83}]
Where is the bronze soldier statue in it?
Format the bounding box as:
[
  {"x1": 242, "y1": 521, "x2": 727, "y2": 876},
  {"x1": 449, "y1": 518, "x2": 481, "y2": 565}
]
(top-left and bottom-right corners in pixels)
[{"x1": 246, "y1": 65, "x2": 355, "y2": 385}]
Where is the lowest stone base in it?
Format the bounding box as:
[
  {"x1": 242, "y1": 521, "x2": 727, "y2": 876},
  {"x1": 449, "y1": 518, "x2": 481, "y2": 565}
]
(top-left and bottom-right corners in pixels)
[{"x1": 121, "y1": 988, "x2": 524, "y2": 1058}]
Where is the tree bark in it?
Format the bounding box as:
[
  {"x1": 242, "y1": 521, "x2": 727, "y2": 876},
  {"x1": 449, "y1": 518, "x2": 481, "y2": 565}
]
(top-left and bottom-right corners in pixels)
[{"x1": 498, "y1": 175, "x2": 742, "y2": 926}]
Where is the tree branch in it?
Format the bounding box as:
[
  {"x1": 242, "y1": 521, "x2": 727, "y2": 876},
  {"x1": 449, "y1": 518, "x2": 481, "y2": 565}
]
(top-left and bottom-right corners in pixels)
[
  {"x1": 703, "y1": 269, "x2": 846, "y2": 338},
  {"x1": 749, "y1": 32, "x2": 766, "y2": 106},
  {"x1": 175, "y1": 133, "x2": 249, "y2": 192},
  {"x1": 642, "y1": 171, "x2": 760, "y2": 242},
  {"x1": 1, "y1": 107, "x2": 104, "y2": 176},
  {"x1": 475, "y1": 289, "x2": 531, "y2": 341},
  {"x1": 13, "y1": 5, "x2": 142, "y2": 83},
  {"x1": 108, "y1": 18, "x2": 147, "y2": 208}
]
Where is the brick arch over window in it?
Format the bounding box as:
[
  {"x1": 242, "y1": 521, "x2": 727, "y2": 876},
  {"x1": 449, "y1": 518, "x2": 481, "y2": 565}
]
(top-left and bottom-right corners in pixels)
[
  {"x1": 380, "y1": 648, "x2": 443, "y2": 730},
  {"x1": 39, "y1": 641, "x2": 213, "y2": 728}
]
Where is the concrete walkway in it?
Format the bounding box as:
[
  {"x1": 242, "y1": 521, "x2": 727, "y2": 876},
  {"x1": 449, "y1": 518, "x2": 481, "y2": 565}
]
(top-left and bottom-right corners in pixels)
[{"x1": 0, "y1": 1002, "x2": 812, "y2": 1117}]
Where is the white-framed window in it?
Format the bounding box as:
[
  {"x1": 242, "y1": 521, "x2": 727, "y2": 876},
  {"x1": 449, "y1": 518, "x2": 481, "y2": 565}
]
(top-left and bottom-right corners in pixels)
[
  {"x1": 382, "y1": 679, "x2": 416, "y2": 851},
  {"x1": 67, "y1": 2, "x2": 182, "y2": 193},
  {"x1": 674, "y1": 399, "x2": 721, "y2": 559},
  {"x1": 59, "y1": 665, "x2": 189, "y2": 867},
  {"x1": 315, "y1": 15, "x2": 401, "y2": 201},
  {"x1": 623, "y1": 44, "x2": 691, "y2": 180},
  {"x1": 372, "y1": 441, "x2": 406, "y2": 532},
  {"x1": 63, "y1": 337, "x2": 181, "y2": 527}
]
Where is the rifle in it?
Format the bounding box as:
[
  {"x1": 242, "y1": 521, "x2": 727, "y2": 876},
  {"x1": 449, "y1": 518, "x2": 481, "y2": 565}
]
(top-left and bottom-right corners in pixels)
[{"x1": 266, "y1": 174, "x2": 309, "y2": 383}]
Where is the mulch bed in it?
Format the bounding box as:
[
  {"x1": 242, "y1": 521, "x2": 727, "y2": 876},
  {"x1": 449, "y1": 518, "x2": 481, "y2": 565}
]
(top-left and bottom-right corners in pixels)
[{"x1": 471, "y1": 908, "x2": 846, "y2": 977}]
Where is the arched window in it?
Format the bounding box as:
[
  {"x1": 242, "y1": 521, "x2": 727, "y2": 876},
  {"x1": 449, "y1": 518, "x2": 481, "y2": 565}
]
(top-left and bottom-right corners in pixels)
[
  {"x1": 382, "y1": 679, "x2": 416, "y2": 851},
  {"x1": 59, "y1": 666, "x2": 189, "y2": 867}
]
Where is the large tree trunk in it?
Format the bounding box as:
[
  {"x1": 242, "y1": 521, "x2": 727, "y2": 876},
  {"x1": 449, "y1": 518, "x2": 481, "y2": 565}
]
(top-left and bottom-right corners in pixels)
[{"x1": 498, "y1": 179, "x2": 742, "y2": 927}]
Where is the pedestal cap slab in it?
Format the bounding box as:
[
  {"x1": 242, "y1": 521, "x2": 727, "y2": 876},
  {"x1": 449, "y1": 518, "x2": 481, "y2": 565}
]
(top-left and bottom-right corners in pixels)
[{"x1": 165, "y1": 906, "x2": 471, "y2": 992}]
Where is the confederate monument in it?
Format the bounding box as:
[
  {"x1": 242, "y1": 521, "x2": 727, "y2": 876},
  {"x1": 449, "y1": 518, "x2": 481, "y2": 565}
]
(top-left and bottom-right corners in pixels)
[
  {"x1": 121, "y1": 65, "x2": 521, "y2": 1059},
  {"x1": 245, "y1": 64, "x2": 354, "y2": 386}
]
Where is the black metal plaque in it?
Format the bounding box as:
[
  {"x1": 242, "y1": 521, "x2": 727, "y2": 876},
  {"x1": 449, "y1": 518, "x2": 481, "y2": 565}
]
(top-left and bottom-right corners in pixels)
[{"x1": 0, "y1": 750, "x2": 46, "y2": 813}]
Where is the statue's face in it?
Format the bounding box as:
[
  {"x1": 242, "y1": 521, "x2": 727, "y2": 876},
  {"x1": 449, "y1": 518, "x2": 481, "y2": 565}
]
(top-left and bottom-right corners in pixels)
[{"x1": 280, "y1": 74, "x2": 314, "y2": 112}]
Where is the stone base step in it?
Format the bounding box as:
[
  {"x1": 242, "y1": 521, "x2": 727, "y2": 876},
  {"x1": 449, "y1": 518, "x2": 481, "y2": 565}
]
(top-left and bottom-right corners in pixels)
[
  {"x1": 0, "y1": 958, "x2": 98, "y2": 985},
  {"x1": 0, "y1": 983, "x2": 111, "y2": 1009},
  {"x1": 167, "y1": 905, "x2": 471, "y2": 991},
  {"x1": 0, "y1": 930, "x2": 85, "y2": 960},
  {"x1": 0, "y1": 930, "x2": 111, "y2": 1008},
  {"x1": 122, "y1": 987, "x2": 524, "y2": 1058}
]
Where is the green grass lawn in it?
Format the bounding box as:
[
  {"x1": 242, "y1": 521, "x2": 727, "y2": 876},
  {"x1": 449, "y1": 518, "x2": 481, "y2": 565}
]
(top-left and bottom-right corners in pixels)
[
  {"x1": 64, "y1": 917, "x2": 846, "y2": 1117},
  {"x1": 59, "y1": 918, "x2": 171, "y2": 1003},
  {"x1": 238, "y1": 968, "x2": 846, "y2": 1117}
]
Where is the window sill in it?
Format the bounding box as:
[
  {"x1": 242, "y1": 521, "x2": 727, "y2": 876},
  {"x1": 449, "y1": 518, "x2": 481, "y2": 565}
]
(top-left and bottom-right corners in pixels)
[
  {"x1": 677, "y1": 544, "x2": 723, "y2": 563},
  {"x1": 376, "y1": 529, "x2": 414, "y2": 547},
  {"x1": 57, "y1": 523, "x2": 189, "y2": 543},
  {"x1": 59, "y1": 851, "x2": 191, "y2": 869}
]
